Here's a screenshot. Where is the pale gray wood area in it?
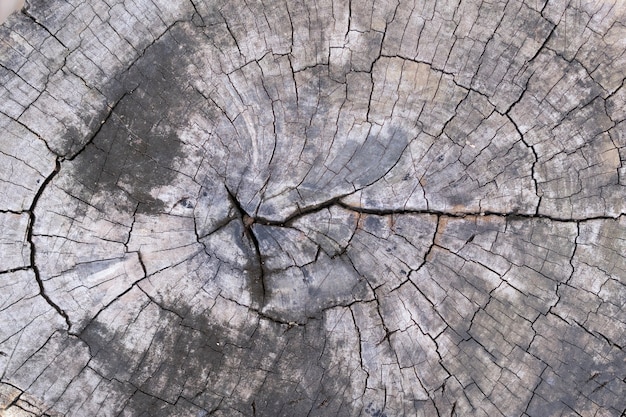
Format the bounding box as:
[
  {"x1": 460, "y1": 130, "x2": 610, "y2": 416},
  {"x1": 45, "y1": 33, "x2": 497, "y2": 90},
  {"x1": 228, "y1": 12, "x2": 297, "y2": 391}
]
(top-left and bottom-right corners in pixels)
[{"x1": 1, "y1": 0, "x2": 625, "y2": 415}]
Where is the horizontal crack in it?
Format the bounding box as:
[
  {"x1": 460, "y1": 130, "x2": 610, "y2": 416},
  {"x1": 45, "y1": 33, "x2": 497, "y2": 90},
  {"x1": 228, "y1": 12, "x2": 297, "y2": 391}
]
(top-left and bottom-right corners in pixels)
[
  {"x1": 224, "y1": 184, "x2": 623, "y2": 226},
  {"x1": 336, "y1": 201, "x2": 624, "y2": 223}
]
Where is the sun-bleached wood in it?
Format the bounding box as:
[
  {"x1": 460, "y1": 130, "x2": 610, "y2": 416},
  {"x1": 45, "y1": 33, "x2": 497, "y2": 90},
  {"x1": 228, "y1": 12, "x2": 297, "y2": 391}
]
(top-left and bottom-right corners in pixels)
[{"x1": 1, "y1": 0, "x2": 625, "y2": 416}]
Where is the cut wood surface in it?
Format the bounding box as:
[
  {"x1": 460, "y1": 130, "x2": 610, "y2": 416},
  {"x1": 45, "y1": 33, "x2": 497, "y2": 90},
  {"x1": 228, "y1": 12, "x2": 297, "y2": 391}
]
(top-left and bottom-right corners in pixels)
[{"x1": 1, "y1": 0, "x2": 625, "y2": 416}]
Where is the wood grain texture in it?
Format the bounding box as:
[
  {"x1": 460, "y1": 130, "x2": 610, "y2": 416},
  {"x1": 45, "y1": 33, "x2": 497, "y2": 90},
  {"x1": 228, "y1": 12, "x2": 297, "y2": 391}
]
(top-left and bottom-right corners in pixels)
[{"x1": 1, "y1": 0, "x2": 625, "y2": 416}]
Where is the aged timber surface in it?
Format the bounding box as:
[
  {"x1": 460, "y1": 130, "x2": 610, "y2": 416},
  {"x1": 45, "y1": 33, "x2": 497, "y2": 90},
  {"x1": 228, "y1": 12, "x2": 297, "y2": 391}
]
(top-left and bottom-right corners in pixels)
[{"x1": 1, "y1": 0, "x2": 625, "y2": 416}]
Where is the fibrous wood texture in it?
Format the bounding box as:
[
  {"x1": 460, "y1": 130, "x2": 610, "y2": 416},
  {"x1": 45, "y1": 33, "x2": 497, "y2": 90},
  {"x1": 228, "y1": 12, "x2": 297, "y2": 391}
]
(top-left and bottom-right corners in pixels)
[{"x1": 1, "y1": 0, "x2": 626, "y2": 416}]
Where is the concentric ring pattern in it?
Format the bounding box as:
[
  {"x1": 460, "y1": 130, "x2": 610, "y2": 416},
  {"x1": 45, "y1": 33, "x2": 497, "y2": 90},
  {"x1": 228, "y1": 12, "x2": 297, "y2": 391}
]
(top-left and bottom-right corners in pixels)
[{"x1": 1, "y1": 0, "x2": 625, "y2": 416}]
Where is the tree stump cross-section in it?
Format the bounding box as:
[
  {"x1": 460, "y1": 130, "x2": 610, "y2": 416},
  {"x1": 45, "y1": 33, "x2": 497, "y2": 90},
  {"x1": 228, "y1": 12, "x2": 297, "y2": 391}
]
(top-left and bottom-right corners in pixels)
[{"x1": 1, "y1": 0, "x2": 625, "y2": 416}]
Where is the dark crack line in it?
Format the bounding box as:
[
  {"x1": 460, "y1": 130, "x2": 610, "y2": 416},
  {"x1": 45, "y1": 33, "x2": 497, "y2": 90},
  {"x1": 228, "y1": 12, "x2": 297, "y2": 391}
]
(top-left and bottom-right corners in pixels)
[
  {"x1": 21, "y1": 7, "x2": 68, "y2": 50},
  {"x1": 506, "y1": 112, "x2": 541, "y2": 214},
  {"x1": 224, "y1": 186, "x2": 266, "y2": 306},
  {"x1": 73, "y1": 252, "x2": 149, "y2": 343},
  {"x1": 25, "y1": 158, "x2": 72, "y2": 331},
  {"x1": 188, "y1": 0, "x2": 206, "y2": 27},
  {"x1": 220, "y1": 293, "x2": 305, "y2": 328},
  {"x1": 503, "y1": 21, "x2": 558, "y2": 115},
  {"x1": 337, "y1": 201, "x2": 623, "y2": 223},
  {"x1": 259, "y1": 191, "x2": 356, "y2": 227},
  {"x1": 63, "y1": 92, "x2": 129, "y2": 162}
]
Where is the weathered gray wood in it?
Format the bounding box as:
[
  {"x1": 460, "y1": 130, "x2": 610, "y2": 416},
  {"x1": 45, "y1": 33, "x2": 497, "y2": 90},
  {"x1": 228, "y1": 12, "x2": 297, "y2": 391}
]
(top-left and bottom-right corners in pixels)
[{"x1": 1, "y1": 0, "x2": 625, "y2": 416}]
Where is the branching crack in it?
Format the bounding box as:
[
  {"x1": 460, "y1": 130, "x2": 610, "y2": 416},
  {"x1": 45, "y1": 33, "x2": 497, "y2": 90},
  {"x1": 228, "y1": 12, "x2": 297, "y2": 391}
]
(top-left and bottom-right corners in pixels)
[{"x1": 225, "y1": 186, "x2": 266, "y2": 306}]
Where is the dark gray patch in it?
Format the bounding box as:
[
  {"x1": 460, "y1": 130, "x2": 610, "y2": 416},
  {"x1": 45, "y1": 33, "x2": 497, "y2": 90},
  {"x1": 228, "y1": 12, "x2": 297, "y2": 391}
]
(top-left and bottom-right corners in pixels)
[
  {"x1": 80, "y1": 296, "x2": 359, "y2": 416},
  {"x1": 247, "y1": 319, "x2": 356, "y2": 417},
  {"x1": 363, "y1": 215, "x2": 385, "y2": 233},
  {"x1": 68, "y1": 96, "x2": 183, "y2": 214},
  {"x1": 302, "y1": 267, "x2": 314, "y2": 284},
  {"x1": 345, "y1": 127, "x2": 411, "y2": 187},
  {"x1": 57, "y1": 125, "x2": 93, "y2": 159},
  {"x1": 120, "y1": 391, "x2": 209, "y2": 417},
  {"x1": 439, "y1": 180, "x2": 477, "y2": 208},
  {"x1": 81, "y1": 308, "x2": 225, "y2": 413},
  {"x1": 298, "y1": 127, "x2": 411, "y2": 209},
  {"x1": 118, "y1": 390, "x2": 174, "y2": 417},
  {"x1": 365, "y1": 402, "x2": 389, "y2": 417},
  {"x1": 67, "y1": 26, "x2": 205, "y2": 215},
  {"x1": 526, "y1": 326, "x2": 626, "y2": 417}
]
